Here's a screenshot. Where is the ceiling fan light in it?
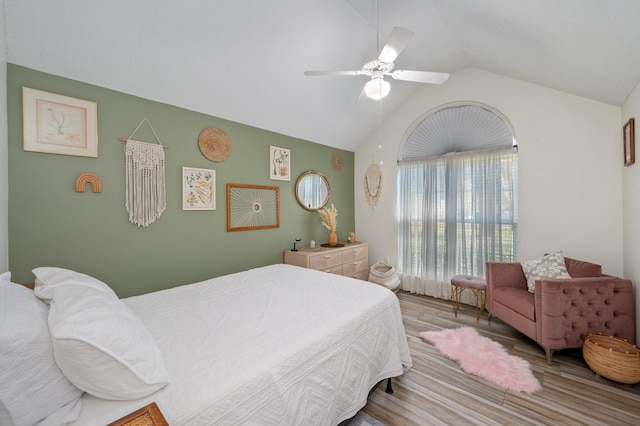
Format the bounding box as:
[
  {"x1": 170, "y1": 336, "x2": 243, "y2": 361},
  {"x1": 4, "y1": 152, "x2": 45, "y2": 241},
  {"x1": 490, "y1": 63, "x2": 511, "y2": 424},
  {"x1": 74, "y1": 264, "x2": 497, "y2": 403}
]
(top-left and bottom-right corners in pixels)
[{"x1": 365, "y1": 78, "x2": 390, "y2": 100}]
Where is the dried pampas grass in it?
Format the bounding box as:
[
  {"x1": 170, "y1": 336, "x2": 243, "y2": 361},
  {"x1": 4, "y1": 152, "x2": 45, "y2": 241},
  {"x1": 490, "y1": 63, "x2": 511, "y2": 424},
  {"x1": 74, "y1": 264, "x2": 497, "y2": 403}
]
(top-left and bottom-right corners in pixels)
[{"x1": 318, "y1": 203, "x2": 338, "y2": 232}]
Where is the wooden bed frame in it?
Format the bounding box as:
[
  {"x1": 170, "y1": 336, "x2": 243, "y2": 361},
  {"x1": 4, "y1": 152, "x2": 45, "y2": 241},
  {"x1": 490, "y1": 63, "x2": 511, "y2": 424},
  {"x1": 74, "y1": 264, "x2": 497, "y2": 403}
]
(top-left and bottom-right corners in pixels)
[{"x1": 108, "y1": 402, "x2": 168, "y2": 426}]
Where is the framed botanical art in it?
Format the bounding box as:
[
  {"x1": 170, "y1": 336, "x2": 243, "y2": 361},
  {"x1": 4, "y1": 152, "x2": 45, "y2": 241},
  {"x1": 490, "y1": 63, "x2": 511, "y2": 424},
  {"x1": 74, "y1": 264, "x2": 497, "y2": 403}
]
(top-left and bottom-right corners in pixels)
[
  {"x1": 182, "y1": 167, "x2": 216, "y2": 210},
  {"x1": 227, "y1": 183, "x2": 280, "y2": 231},
  {"x1": 22, "y1": 87, "x2": 98, "y2": 158},
  {"x1": 624, "y1": 117, "x2": 635, "y2": 167},
  {"x1": 269, "y1": 146, "x2": 291, "y2": 181}
]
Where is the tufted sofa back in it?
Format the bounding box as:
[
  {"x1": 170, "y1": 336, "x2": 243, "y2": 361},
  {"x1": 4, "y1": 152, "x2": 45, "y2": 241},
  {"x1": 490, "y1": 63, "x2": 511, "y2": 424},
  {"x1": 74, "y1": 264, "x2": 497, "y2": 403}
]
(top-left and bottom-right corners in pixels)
[{"x1": 564, "y1": 257, "x2": 602, "y2": 278}]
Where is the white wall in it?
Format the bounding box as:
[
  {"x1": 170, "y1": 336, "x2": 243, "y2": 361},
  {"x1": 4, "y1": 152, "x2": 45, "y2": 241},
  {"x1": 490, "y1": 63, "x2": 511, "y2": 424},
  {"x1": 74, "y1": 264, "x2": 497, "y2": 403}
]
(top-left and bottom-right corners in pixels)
[
  {"x1": 622, "y1": 82, "x2": 640, "y2": 343},
  {"x1": 356, "y1": 67, "x2": 623, "y2": 278},
  {"x1": 0, "y1": 0, "x2": 8, "y2": 273}
]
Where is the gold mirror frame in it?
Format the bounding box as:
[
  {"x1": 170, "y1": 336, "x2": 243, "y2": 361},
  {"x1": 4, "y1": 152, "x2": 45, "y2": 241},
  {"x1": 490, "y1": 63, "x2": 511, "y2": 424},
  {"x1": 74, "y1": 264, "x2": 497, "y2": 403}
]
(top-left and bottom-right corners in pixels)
[{"x1": 295, "y1": 171, "x2": 331, "y2": 211}]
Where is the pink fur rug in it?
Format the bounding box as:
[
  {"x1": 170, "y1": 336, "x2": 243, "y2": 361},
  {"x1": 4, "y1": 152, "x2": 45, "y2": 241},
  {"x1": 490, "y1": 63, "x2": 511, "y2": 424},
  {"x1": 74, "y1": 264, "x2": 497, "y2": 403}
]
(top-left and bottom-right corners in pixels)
[{"x1": 419, "y1": 327, "x2": 541, "y2": 394}]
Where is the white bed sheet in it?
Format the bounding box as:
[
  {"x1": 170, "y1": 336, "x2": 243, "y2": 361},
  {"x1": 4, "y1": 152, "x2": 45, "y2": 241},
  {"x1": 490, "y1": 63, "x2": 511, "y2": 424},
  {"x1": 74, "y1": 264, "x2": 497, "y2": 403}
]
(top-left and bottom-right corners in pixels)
[{"x1": 70, "y1": 264, "x2": 412, "y2": 425}]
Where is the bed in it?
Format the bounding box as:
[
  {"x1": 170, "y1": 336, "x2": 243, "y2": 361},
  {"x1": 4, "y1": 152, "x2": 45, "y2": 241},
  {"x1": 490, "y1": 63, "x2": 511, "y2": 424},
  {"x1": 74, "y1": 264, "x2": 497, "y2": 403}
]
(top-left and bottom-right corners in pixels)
[{"x1": 0, "y1": 263, "x2": 412, "y2": 426}]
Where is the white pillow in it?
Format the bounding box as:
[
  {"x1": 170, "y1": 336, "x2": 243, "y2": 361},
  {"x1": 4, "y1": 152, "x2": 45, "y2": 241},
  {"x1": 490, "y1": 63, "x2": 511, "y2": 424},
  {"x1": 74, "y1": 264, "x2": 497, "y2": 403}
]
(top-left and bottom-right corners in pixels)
[
  {"x1": 521, "y1": 251, "x2": 571, "y2": 293},
  {"x1": 34, "y1": 267, "x2": 116, "y2": 301},
  {"x1": 0, "y1": 272, "x2": 83, "y2": 426},
  {"x1": 33, "y1": 267, "x2": 169, "y2": 400}
]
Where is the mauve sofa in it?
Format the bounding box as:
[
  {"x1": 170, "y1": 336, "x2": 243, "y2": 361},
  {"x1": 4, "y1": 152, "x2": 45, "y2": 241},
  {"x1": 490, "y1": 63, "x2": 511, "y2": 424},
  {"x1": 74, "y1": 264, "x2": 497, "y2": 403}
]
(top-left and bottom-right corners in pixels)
[{"x1": 486, "y1": 257, "x2": 635, "y2": 364}]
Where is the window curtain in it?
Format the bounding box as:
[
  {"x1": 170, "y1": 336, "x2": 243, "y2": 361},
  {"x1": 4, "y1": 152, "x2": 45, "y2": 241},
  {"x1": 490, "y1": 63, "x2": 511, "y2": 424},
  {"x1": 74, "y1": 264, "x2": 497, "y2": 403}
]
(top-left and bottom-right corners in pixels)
[
  {"x1": 298, "y1": 177, "x2": 324, "y2": 209},
  {"x1": 395, "y1": 147, "x2": 517, "y2": 298}
]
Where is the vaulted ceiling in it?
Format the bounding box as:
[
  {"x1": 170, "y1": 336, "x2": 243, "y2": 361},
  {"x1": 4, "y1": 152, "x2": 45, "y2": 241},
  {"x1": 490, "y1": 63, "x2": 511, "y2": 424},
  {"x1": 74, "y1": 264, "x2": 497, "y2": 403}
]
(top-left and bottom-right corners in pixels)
[{"x1": 6, "y1": 0, "x2": 640, "y2": 151}]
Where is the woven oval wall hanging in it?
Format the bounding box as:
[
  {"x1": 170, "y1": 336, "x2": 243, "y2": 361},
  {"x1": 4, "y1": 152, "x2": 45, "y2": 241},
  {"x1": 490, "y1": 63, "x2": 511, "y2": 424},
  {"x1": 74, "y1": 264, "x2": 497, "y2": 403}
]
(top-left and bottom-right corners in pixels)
[
  {"x1": 198, "y1": 127, "x2": 231, "y2": 162},
  {"x1": 364, "y1": 163, "x2": 383, "y2": 209}
]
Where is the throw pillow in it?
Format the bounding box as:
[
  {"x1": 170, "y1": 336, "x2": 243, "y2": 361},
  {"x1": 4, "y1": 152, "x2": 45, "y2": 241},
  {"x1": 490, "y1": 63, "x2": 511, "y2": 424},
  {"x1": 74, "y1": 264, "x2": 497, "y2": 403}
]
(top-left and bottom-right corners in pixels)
[
  {"x1": 0, "y1": 272, "x2": 83, "y2": 426},
  {"x1": 521, "y1": 251, "x2": 571, "y2": 293},
  {"x1": 33, "y1": 267, "x2": 169, "y2": 400}
]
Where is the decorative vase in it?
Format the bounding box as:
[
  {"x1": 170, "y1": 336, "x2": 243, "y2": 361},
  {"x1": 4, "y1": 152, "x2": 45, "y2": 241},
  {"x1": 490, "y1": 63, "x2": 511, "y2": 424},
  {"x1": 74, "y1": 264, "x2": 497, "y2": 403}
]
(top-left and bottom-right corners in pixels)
[{"x1": 328, "y1": 230, "x2": 338, "y2": 246}]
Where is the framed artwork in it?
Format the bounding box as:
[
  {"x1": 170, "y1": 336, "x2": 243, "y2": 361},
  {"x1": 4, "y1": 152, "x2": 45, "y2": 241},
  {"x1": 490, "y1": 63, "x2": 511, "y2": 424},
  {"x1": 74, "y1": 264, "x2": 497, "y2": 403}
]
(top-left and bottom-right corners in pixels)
[
  {"x1": 22, "y1": 87, "x2": 98, "y2": 158},
  {"x1": 269, "y1": 146, "x2": 291, "y2": 181},
  {"x1": 624, "y1": 117, "x2": 635, "y2": 167},
  {"x1": 227, "y1": 183, "x2": 280, "y2": 231},
  {"x1": 182, "y1": 167, "x2": 216, "y2": 210}
]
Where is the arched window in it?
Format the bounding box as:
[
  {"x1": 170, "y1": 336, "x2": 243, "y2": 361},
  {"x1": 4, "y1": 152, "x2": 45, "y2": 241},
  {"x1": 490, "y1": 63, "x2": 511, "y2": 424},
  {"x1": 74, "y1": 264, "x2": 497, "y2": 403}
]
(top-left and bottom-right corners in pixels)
[{"x1": 396, "y1": 104, "x2": 518, "y2": 298}]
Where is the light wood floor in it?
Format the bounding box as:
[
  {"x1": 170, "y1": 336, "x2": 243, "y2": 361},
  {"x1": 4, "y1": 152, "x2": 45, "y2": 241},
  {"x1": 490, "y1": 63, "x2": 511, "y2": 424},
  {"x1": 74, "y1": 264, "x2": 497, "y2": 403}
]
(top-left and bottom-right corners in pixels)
[{"x1": 361, "y1": 291, "x2": 640, "y2": 426}]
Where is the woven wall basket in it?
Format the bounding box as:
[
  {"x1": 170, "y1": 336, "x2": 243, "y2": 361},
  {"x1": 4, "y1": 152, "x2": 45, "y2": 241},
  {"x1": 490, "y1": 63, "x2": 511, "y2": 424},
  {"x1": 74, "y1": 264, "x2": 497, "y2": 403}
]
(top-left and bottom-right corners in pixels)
[
  {"x1": 583, "y1": 332, "x2": 640, "y2": 385},
  {"x1": 198, "y1": 127, "x2": 231, "y2": 162}
]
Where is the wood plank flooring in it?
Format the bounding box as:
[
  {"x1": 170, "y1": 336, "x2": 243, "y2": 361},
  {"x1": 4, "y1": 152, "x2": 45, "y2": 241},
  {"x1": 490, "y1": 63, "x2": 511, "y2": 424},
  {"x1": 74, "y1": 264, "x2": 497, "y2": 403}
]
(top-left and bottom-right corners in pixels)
[{"x1": 361, "y1": 291, "x2": 640, "y2": 425}]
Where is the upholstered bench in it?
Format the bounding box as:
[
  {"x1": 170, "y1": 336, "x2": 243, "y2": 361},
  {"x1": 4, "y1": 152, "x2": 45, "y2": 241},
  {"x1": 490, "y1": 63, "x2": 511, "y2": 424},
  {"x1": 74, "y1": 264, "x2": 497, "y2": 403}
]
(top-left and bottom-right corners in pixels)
[{"x1": 451, "y1": 275, "x2": 487, "y2": 321}]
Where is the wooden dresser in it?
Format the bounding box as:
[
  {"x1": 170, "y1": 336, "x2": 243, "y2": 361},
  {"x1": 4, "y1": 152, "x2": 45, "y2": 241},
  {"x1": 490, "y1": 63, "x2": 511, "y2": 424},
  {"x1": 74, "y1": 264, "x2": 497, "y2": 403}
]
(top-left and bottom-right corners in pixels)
[{"x1": 284, "y1": 242, "x2": 369, "y2": 280}]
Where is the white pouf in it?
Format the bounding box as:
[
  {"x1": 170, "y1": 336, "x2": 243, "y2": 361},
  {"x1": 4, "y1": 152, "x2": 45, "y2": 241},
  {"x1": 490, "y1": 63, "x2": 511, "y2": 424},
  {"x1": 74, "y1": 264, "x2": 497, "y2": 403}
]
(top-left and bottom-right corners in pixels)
[{"x1": 368, "y1": 261, "x2": 401, "y2": 292}]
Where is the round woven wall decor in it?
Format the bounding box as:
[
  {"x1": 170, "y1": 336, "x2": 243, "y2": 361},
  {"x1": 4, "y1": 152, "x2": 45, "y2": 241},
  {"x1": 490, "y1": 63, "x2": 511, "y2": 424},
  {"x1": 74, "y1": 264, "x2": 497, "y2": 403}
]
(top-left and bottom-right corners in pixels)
[
  {"x1": 198, "y1": 127, "x2": 231, "y2": 162},
  {"x1": 332, "y1": 153, "x2": 344, "y2": 171}
]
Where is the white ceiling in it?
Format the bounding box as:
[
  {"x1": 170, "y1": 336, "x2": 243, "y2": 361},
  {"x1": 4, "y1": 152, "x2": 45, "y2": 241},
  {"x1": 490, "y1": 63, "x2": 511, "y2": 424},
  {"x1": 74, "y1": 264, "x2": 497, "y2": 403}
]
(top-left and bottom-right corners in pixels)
[{"x1": 6, "y1": 0, "x2": 640, "y2": 152}]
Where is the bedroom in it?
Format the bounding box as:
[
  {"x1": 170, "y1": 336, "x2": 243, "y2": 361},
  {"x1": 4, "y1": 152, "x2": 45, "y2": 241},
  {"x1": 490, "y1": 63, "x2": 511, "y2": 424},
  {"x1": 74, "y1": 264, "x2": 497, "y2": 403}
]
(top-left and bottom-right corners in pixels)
[{"x1": 2, "y1": 0, "x2": 640, "y2": 425}]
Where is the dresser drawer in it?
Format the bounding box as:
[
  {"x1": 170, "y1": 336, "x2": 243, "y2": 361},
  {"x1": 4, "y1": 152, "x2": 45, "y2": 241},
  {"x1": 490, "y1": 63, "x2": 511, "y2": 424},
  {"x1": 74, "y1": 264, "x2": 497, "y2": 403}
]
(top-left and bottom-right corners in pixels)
[
  {"x1": 320, "y1": 264, "x2": 343, "y2": 275},
  {"x1": 349, "y1": 269, "x2": 369, "y2": 281},
  {"x1": 343, "y1": 245, "x2": 368, "y2": 262},
  {"x1": 283, "y1": 242, "x2": 368, "y2": 281},
  {"x1": 342, "y1": 258, "x2": 368, "y2": 276},
  {"x1": 309, "y1": 251, "x2": 343, "y2": 270}
]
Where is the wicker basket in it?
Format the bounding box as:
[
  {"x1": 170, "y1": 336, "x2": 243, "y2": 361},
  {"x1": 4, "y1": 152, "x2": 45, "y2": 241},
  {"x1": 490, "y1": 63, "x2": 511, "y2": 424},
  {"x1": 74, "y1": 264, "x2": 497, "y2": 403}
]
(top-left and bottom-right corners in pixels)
[
  {"x1": 368, "y1": 261, "x2": 401, "y2": 292},
  {"x1": 583, "y1": 333, "x2": 640, "y2": 385}
]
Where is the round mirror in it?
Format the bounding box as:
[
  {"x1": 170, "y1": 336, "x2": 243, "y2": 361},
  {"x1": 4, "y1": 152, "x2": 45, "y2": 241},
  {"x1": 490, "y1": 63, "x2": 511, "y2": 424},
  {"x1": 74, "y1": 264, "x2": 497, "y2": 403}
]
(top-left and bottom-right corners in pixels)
[{"x1": 295, "y1": 171, "x2": 331, "y2": 211}]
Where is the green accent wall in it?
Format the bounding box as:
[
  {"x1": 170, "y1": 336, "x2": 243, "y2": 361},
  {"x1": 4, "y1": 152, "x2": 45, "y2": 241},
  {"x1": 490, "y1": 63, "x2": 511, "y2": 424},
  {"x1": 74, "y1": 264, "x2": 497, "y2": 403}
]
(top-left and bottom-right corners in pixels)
[{"x1": 7, "y1": 64, "x2": 354, "y2": 297}]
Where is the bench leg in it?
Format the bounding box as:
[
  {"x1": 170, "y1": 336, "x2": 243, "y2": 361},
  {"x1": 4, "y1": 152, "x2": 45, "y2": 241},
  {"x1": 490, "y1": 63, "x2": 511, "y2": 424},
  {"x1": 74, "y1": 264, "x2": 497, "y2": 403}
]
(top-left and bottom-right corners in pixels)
[
  {"x1": 472, "y1": 288, "x2": 487, "y2": 321},
  {"x1": 451, "y1": 285, "x2": 463, "y2": 317}
]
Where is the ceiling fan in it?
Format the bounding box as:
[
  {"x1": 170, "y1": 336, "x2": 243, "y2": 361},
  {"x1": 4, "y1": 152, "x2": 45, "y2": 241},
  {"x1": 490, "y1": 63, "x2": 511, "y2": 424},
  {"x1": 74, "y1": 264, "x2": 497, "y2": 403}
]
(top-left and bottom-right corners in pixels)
[{"x1": 304, "y1": 27, "x2": 449, "y2": 100}]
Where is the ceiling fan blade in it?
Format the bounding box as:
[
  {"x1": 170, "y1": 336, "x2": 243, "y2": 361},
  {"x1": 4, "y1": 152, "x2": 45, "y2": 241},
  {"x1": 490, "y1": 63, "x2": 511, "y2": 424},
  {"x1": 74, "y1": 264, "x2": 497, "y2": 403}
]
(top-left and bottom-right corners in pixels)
[
  {"x1": 378, "y1": 27, "x2": 414, "y2": 64},
  {"x1": 304, "y1": 70, "x2": 364, "y2": 77},
  {"x1": 390, "y1": 70, "x2": 450, "y2": 84}
]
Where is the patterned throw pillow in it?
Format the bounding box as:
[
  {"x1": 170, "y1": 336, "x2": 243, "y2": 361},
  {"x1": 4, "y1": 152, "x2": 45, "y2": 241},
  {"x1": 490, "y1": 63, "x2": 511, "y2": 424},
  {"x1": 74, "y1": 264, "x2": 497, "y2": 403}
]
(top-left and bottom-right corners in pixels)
[{"x1": 521, "y1": 251, "x2": 571, "y2": 293}]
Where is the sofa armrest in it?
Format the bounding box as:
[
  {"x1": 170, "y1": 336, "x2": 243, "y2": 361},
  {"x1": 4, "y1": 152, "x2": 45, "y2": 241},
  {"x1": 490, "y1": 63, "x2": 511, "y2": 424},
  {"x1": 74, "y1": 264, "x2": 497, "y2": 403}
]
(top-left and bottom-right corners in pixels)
[
  {"x1": 534, "y1": 277, "x2": 635, "y2": 350},
  {"x1": 486, "y1": 262, "x2": 528, "y2": 313}
]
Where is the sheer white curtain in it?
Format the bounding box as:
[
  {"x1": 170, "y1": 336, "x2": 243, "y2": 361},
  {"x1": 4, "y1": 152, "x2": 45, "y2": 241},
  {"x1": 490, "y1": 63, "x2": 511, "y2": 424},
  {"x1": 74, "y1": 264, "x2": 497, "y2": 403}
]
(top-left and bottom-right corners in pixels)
[
  {"x1": 396, "y1": 147, "x2": 517, "y2": 298},
  {"x1": 299, "y1": 177, "x2": 324, "y2": 209}
]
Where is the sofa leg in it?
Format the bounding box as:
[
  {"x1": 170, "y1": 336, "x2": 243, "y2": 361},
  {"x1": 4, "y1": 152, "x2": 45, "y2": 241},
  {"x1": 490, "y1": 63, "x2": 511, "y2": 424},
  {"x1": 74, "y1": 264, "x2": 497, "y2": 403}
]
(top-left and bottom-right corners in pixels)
[
  {"x1": 544, "y1": 347, "x2": 554, "y2": 365},
  {"x1": 487, "y1": 312, "x2": 492, "y2": 324}
]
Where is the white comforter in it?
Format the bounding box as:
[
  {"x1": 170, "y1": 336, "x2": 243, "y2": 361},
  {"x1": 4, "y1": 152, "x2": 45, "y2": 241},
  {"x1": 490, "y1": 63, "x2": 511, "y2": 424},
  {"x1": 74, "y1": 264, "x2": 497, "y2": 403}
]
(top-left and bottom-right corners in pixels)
[{"x1": 70, "y1": 264, "x2": 412, "y2": 425}]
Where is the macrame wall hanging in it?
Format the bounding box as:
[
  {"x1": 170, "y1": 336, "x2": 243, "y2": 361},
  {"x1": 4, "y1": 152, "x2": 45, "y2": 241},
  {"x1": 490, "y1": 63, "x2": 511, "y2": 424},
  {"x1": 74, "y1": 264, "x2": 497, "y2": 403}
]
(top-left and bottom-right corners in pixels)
[
  {"x1": 121, "y1": 118, "x2": 168, "y2": 228},
  {"x1": 364, "y1": 163, "x2": 383, "y2": 209}
]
